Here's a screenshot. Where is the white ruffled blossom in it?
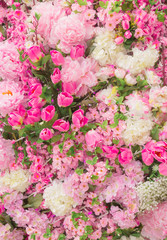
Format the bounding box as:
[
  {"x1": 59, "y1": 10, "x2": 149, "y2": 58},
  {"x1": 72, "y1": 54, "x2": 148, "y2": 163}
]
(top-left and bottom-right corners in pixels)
[
  {"x1": 96, "y1": 85, "x2": 118, "y2": 105},
  {"x1": 43, "y1": 181, "x2": 77, "y2": 216},
  {"x1": 0, "y1": 169, "x2": 30, "y2": 192},
  {"x1": 91, "y1": 29, "x2": 159, "y2": 75},
  {"x1": 122, "y1": 117, "x2": 154, "y2": 146}
]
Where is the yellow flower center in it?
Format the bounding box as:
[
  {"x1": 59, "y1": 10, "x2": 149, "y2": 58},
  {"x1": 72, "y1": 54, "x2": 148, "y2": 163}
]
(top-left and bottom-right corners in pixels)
[{"x1": 2, "y1": 90, "x2": 13, "y2": 96}]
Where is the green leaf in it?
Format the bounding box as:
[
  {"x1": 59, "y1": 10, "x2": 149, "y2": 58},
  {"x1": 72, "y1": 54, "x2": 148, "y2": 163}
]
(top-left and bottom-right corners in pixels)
[
  {"x1": 66, "y1": 146, "x2": 75, "y2": 157},
  {"x1": 91, "y1": 175, "x2": 99, "y2": 181},
  {"x1": 112, "y1": 139, "x2": 119, "y2": 145},
  {"x1": 47, "y1": 145, "x2": 53, "y2": 154},
  {"x1": 92, "y1": 197, "x2": 100, "y2": 206},
  {"x1": 41, "y1": 55, "x2": 51, "y2": 65},
  {"x1": 85, "y1": 225, "x2": 93, "y2": 234},
  {"x1": 43, "y1": 228, "x2": 52, "y2": 238},
  {"x1": 105, "y1": 160, "x2": 114, "y2": 170},
  {"x1": 27, "y1": 194, "x2": 43, "y2": 209},
  {"x1": 77, "y1": 0, "x2": 87, "y2": 5},
  {"x1": 86, "y1": 156, "x2": 98, "y2": 165},
  {"x1": 31, "y1": 233, "x2": 36, "y2": 240},
  {"x1": 12, "y1": 4, "x2": 16, "y2": 10},
  {"x1": 157, "y1": 12, "x2": 165, "y2": 22},
  {"x1": 95, "y1": 147, "x2": 103, "y2": 154},
  {"x1": 51, "y1": 135, "x2": 62, "y2": 143},
  {"x1": 110, "y1": 121, "x2": 119, "y2": 128},
  {"x1": 35, "y1": 12, "x2": 41, "y2": 20},
  {"x1": 80, "y1": 123, "x2": 97, "y2": 134},
  {"x1": 131, "y1": 232, "x2": 141, "y2": 237},
  {"x1": 151, "y1": 125, "x2": 160, "y2": 141},
  {"x1": 59, "y1": 142, "x2": 64, "y2": 153},
  {"x1": 99, "y1": 1, "x2": 108, "y2": 9},
  {"x1": 75, "y1": 168, "x2": 84, "y2": 175},
  {"x1": 40, "y1": 86, "x2": 52, "y2": 104},
  {"x1": 58, "y1": 234, "x2": 66, "y2": 240}
]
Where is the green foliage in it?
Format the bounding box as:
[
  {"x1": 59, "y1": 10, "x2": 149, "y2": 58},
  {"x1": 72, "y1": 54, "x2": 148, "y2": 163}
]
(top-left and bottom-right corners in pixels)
[
  {"x1": 86, "y1": 156, "x2": 98, "y2": 165},
  {"x1": 58, "y1": 234, "x2": 66, "y2": 240},
  {"x1": 105, "y1": 160, "x2": 114, "y2": 170},
  {"x1": 23, "y1": 194, "x2": 43, "y2": 209},
  {"x1": 43, "y1": 227, "x2": 52, "y2": 238},
  {"x1": 75, "y1": 168, "x2": 84, "y2": 175},
  {"x1": 35, "y1": 12, "x2": 41, "y2": 20},
  {"x1": 151, "y1": 124, "x2": 160, "y2": 141},
  {"x1": 80, "y1": 123, "x2": 97, "y2": 134},
  {"x1": 92, "y1": 197, "x2": 100, "y2": 206},
  {"x1": 40, "y1": 86, "x2": 52, "y2": 103},
  {"x1": 99, "y1": 1, "x2": 108, "y2": 9},
  {"x1": 77, "y1": 0, "x2": 87, "y2": 5},
  {"x1": 71, "y1": 212, "x2": 88, "y2": 229}
]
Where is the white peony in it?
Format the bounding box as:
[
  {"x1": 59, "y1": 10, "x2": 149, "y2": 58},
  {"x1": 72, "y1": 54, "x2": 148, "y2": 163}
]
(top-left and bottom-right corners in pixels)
[
  {"x1": 43, "y1": 181, "x2": 77, "y2": 216},
  {"x1": 0, "y1": 168, "x2": 30, "y2": 192},
  {"x1": 122, "y1": 117, "x2": 154, "y2": 146}
]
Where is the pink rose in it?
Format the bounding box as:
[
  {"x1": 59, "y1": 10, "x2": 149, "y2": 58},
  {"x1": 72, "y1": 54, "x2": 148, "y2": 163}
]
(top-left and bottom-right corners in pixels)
[
  {"x1": 115, "y1": 36, "x2": 124, "y2": 45},
  {"x1": 40, "y1": 128, "x2": 53, "y2": 141},
  {"x1": 85, "y1": 130, "x2": 102, "y2": 148},
  {"x1": 27, "y1": 46, "x2": 44, "y2": 63},
  {"x1": 70, "y1": 45, "x2": 85, "y2": 59},
  {"x1": 57, "y1": 92, "x2": 73, "y2": 107},
  {"x1": 52, "y1": 119, "x2": 69, "y2": 132},
  {"x1": 118, "y1": 148, "x2": 133, "y2": 165},
  {"x1": 50, "y1": 50, "x2": 64, "y2": 66},
  {"x1": 41, "y1": 105, "x2": 55, "y2": 122},
  {"x1": 159, "y1": 163, "x2": 167, "y2": 176},
  {"x1": 142, "y1": 149, "x2": 154, "y2": 166},
  {"x1": 72, "y1": 109, "x2": 88, "y2": 129},
  {"x1": 51, "y1": 68, "x2": 61, "y2": 84}
]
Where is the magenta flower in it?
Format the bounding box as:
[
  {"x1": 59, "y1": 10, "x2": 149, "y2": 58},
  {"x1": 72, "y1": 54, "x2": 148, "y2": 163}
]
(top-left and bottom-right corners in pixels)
[
  {"x1": 41, "y1": 105, "x2": 55, "y2": 122},
  {"x1": 118, "y1": 148, "x2": 133, "y2": 165},
  {"x1": 52, "y1": 119, "x2": 69, "y2": 132},
  {"x1": 40, "y1": 128, "x2": 53, "y2": 141},
  {"x1": 85, "y1": 130, "x2": 102, "y2": 148},
  {"x1": 50, "y1": 50, "x2": 64, "y2": 66},
  {"x1": 72, "y1": 109, "x2": 88, "y2": 129},
  {"x1": 70, "y1": 45, "x2": 85, "y2": 59},
  {"x1": 58, "y1": 92, "x2": 73, "y2": 107},
  {"x1": 27, "y1": 46, "x2": 44, "y2": 63},
  {"x1": 51, "y1": 68, "x2": 61, "y2": 84}
]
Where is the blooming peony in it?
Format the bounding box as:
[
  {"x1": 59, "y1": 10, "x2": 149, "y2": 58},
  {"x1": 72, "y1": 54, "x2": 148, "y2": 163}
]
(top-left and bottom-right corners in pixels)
[
  {"x1": 0, "y1": 81, "x2": 24, "y2": 117},
  {"x1": 43, "y1": 181, "x2": 77, "y2": 216}
]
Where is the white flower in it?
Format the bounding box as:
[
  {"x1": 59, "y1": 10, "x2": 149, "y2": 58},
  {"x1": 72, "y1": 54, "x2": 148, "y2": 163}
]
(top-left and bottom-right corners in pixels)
[
  {"x1": 149, "y1": 86, "x2": 167, "y2": 110},
  {"x1": 125, "y1": 74, "x2": 137, "y2": 85},
  {"x1": 122, "y1": 117, "x2": 154, "y2": 146},
  {"x1": 43, "y1": 181, "x2": 77, "y2": 216},
  {"x1": 145, "y1": 70, "x2": 161, "y2": 86},
  {"x1": 0, "y1": 169, "x2": 30, "y2": 192},
  {"x1": 96, "y1": 85, "x2": 118, "y2": 105}
]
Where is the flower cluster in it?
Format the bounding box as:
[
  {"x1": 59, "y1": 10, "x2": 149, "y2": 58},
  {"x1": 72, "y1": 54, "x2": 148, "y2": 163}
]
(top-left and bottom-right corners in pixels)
[{"x1": 0, "y1": 0, "x2": 166, "y2": 239}]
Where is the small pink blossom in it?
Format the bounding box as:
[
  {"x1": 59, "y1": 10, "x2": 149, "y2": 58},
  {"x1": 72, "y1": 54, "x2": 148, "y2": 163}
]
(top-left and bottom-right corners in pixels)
[
  {"x1": 115, "y1": 36, "x2": 124, "y2": 45},
  {"x1": 124, "y1": 30, "x2": 132, "y2": 39},
  {"x1": 85, "y1": 130, "x2": 102, "y2": 148}
]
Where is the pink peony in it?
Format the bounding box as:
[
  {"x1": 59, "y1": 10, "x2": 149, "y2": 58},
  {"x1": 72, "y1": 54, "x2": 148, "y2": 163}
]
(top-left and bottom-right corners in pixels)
[
  {"x1": 118, "y1": 148, "x2": 133, "y2": 164},
  {"x1": 102, "y1": 146, "x2": 119, "y2": 160},
  {"x1": 52, "y1": 119, "x2": 69, "y2": 132},
  {"x1": 138, "y1": 201, "x2": 167, "y2": 240},
  {"x1": 72, "y1": 109, "x2": 88, "y2": 129},
  {"x1": 41, "y1": 105, "x2": 55, "y2": 122},
  {"x1": 0, "y1": 81, "x2": 24, "y2": 117},
  {"x1": 61, "y1": 56, "x2": 97, "y2": 97},
  {"x1": 57, "y1": 92, "x2": 73, "y2": 107},
  {"x1": 40, "y1": 128, "x2": 53, "y2": 141},
  {"x1": 70, "y1": 45, "x2": 85, "y2": 59},
  {"x1": 0, "y1": 41, "x2": 22, "y2": 80},
  {"x1": 49, "y1": 14, "x2": 89, "y2": 53},
  {"x1": 142, "y1": 149, "x2": 154, "y2": 166}
]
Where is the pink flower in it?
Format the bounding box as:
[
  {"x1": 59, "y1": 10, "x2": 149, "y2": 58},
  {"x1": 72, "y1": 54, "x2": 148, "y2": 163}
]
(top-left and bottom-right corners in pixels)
[
  {"x1": 27, "y1": 46, "x2": 44, "y2": 63},
  {"x1": 72, "y1": 109, "x2": 88, "y2": 129},
  {"x1": 85, "y1": 130, "x2": 102, "y2": 148},
  {"x1": 159, "y1": 163, "x2": 167, "y2": 176},
  {"x1": 102, "y1": 146, "x2": 119, "y2": 159},
  {"x1": 50, "y1": 50, "x2": 64, "y2": 66},
  {"x1": 118, "y1": 148, "x2": 133, "y2": 164},
  {"x1": 29, "y1": 83, "x2": 42, "y2": 98},
  {"x1": 115, "y1": 36, "x2": 124, "y2": 45},
  {"x1": 0, "y1": 81, "x2": 24, "y2": 117},
  {"x1": 57, "y1": 92, "x2": 73, "y2": 107},
  {"x1": 52, "y1": 119, "x2": 69, "y2": 132},
  {"x1": 122, "y1": 20, "x2": 130, "y2": 30},
  {"x1": 8, "y1": 105, "x2": 26, "y2": 128},
  {"x1": 51, "y1": 68, "x2": 61, "y2": 84},
  {"x1": 124, "y1": 30, "x2": 132, "y2": 39},
  {"x1": 70, "y1": 45, "x2": 85, "y2": 59},
  {"x1": 28, "y1": 97, "x2": 46, "y2": 108},
  {"x1": 142, "y1": 149, "x2": 154, "y2": 166},
  {"x1": 134, "y1": 28, "x2": 144, "y2": 39},
  {"x1": 24, "y1": 108, "x2": 41, "y2": 125},
  {"x1": 40, "y1": 128, "x2": 53, "y2": 141},
  {"x1": 41, "y1": 105, "x2": 55, "y2": 122},
  {"x1": 50, "y1": 14, "x2": 87, "y2": 53}
]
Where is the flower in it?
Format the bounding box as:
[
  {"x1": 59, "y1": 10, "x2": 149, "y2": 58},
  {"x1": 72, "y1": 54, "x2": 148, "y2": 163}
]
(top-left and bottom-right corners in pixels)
[
  {"x1": 0, "y1": 136, "x2": 15, "y2": 171},
  {"x1": 96, "y1": 85, "x2": 118, "y2": 105},
  {"x1": 118, "y1": 148, "x2": 133, "y2": 165},
  {"x1": 51, "y1": 68, "x2": 61, "y2": 84},
  {"x1": 57, "y1": 92, "x2": 73, "y2": 107},
  {"x1": 39, "y1": 128, "x2": 53, "y2": 141},
  {"x1": 50, "y1": 50, "x2": 65, "y2": 66},
  {"x1": 43, "y1": 181, "x2": 77, "y2": 216},
  {"x1": 0, "y1": 81, "x2": 24, "y2": 117},
  {"x1": 72, "y1": 109, "x2": 88, "y2": 129},
  {"x1": 41, "y1": 105, "x2": 55, "y2": 122},
  {"x1": 52, "y1": 119, "x2": 69, "y2": 132},
  {"x1": 70, "y1": 45, "x2": 85, "y2": 59},
  {"x1": 85, "y1": 130, "x2": 102, "y2": 148},
  {"x1": 0, "y1": 169, "x2": 30, "y2": 192},
  {"x1": 27, "y1": 46, "x2": 44, "y2": 63}
]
